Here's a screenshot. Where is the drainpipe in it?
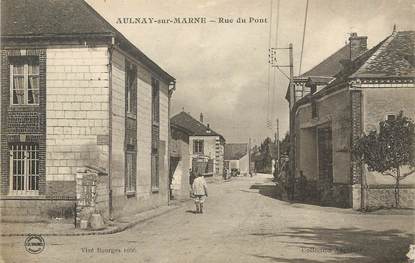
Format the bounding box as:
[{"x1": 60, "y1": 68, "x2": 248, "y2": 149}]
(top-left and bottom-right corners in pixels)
[
  {"x1": 167, "y1": 80, "x2": 176, "y2": 205},
  {"x1": 108, "y1": 37, "x2": 115, "y2": 220}
]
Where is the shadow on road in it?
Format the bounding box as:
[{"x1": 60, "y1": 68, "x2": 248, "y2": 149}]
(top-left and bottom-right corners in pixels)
[
  {"x1": 250, "y1": 184, "x2": 282, "y2": 199},
  {"x1": 185, "y1": 210, "x2": 198, "y2": 214},
  {"x1": 249, "y1": 227, "x2": 414, "y2": 262}
]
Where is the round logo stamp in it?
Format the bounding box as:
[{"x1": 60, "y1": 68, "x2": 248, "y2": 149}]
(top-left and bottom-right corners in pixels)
[{"x1": 24, "y1": 234, "x2": 45, "y2": 254}]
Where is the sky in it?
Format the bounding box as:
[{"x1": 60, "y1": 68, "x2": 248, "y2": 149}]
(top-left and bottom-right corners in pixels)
[{"x1": 87, "y1": 0, "x2": 414, "y2": 145}]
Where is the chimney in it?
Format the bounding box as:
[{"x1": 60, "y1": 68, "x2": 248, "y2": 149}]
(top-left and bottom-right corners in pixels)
[
  {"x1": 349, "y1": 32, "x2": 368, "y2": 60},
  {"x1": 200, "y1": 112, "x2": 204, "y2": 123}
]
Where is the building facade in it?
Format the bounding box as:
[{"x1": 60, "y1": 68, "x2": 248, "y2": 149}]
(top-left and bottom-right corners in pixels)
[
  {"x1": 288, "y1": 30, "x2": 415, "y2": 209},
  {"x1": 169, "y1": 124, "x2": 191, "y2": 200},
  {"x1": 224, "y1": 143, "x2": 249, "y2": 176},
  {"x1": 1, "y1": 0, "x2": 175, "y2": 222},
  {"x1": 171, "y1": 112, "x2": 225, "y2": 177}
]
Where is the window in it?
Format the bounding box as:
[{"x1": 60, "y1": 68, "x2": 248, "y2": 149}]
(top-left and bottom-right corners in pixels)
[
  {"x1": 193, "y1": 140, "x2": 204, "y2": 154},
  {"x1": 151, "y1": 78, "x2": 160, "y2": 190},
  {"x1": 9, "y1": 143, "x2": 39, "y2": 195},
  {"x1": 10, "y1": 57, "x2": 39, "y2": 105},
  {"x1": 125, "y1": 152, "x2": 136, "y2": 194},
  {"x1": 152, "y1": 78, "x2": 160, "y2": 125},
  {"x1": 126, "y1": 62, "x2": 137, "y2": 115},
  {"x1": 311, "y1": 100, "x2": 318, "y2": 119},
  {"x1": 386, "y1": 114, "x2": 396, "y2": 121}
]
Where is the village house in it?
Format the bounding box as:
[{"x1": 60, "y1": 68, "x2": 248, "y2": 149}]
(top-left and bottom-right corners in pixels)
[
  {"x1": 0, "y1": 0, "x2": 175, "y2": 222},
  {"x1": 287, "y1": 29, "x2": 415, "y2": 209},
  {"x1": 171, "y1": 112, "x2": 225, "y2": 178},
  {"x1": 224, "y1": 143, "x2": 249, "y2": 176}
]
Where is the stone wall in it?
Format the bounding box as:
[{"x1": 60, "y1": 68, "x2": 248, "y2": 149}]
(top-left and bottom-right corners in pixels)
[{"x1": 46, "y1": 45, "x2": 110, "y2": 193}]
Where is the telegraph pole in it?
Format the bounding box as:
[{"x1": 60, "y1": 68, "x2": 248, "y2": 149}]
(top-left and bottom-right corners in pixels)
[
  {"x1": 268, "y1": 43, "x2": 295, "y2": 199},
  {"x1": 288, "y1": 43, "x2": 295, "y2": 200}
]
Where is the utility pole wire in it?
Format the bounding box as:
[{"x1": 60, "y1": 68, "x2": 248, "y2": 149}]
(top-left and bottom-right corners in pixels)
[
  {"x1": 271, "y1": 0, "x2": 280, "y2": 131},
  {"x1": 299, "y1": 0, "x2": 309, "y2": 75}
]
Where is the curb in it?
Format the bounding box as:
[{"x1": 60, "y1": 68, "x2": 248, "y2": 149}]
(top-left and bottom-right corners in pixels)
[{"x1": 1, "y1": 201, "x2": 188, "y2": 237}]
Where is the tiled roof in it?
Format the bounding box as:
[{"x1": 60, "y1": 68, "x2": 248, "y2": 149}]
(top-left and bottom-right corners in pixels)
[
  {"x1": 300, "y1": 44, "x2": 351, "y2": 77},
  {"x1": 171, "y1": 112, "x2": 225, "y2": 140},
  {"x1": 224, "y1": 144, "x2": 248, "y2": 160},
  {"x1": 350, "y1": 31, "x2": 415, "y2": 78},
  {"x1": 1, "y1": 0, "x2": 112, "y2": 36},
  {"x1": 1, "y1": 0, "x2": 175, "y2": 82}
]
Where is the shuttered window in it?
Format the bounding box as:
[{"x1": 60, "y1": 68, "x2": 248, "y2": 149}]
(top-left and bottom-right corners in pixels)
[{"x1": 151, "y1": 78, "x2": 160, "y2": 190}]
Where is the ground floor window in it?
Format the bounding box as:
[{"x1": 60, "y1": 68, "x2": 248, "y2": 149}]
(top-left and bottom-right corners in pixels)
[
  {"x1": 9, "y1": 143, "x2": 39, "y2": 194},
  {"x1": 151, "y1": 152, "x2": 159, "y2": 190},
  {"x1": 126, "y1": 152, "x2": 136, "y2": 194}
]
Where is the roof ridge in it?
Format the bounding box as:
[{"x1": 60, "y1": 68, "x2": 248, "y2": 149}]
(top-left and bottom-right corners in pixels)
[{"x1": 350, "y1": 32, "x2": 395, "y2": 78}]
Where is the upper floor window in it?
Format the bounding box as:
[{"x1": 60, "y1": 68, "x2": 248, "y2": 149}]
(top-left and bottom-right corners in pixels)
[
  {"x1": 151, "y1": 78, "x2": 160, "y2": 125},
  {"x1": 126, "y1": 62, "x2": 137, "y2": 115},
  {"x1": 193, "y1": 140, "x2": 204, "y2": 154},
  {"x1": 10, "y1": 57, "x2": 39, "y2": 105},
  {"x1": 311, "y1": 100, "x2": 318, "y2": 119}
]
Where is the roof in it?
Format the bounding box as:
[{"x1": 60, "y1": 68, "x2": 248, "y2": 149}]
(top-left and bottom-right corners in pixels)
[
  {"x1": 350, "y1": 31, "x2": 415, "y2": 78},
  {"x1": 1, "y1": 0, "x2": 175, "y2": 82},
  {"x1": 300, "y1": 44, "x2": 351, "y2": 78},
  {"x1": 224, "y1": 144, "x2": 248, "y2": 160},
  {"x1": 291, "y1": 30, "x2": 415, "y2": 110},
  {"x1": 171, "y1": 112, "x2": 225, "y2": 140},
  {"x1": 286, "y1": 44, "x2": 351, "y2": 101}
]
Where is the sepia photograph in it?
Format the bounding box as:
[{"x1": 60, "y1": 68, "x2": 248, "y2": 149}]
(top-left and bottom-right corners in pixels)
[{"x1": 0, "y1": 0, "x2": 414, "y2": 262}]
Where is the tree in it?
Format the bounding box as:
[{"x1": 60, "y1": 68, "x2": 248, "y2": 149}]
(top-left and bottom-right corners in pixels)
[{"x1": 354, "y1": 111, "x2": 415, "y2": 208}]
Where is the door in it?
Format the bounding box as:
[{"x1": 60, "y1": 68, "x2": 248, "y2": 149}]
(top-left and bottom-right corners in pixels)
[{"x1": 317, "y1": 126, "x2": 333, "y2": 204}]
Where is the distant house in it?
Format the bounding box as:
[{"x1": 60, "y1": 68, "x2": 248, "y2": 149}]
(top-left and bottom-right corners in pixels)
[
  {"x1": 224, "y1": 143, "x2": 249, "y2": 175},
  {"x1": 171, "y1": 112, "x2": 225, "y2": 177},
  {"x1": 169, "y1": 123, "x2": 191, "y2": 200},
  {"x1": 1, "y1": 0, "x2": 175, "y2": 222},
  {"x1": 287, "y1": 30, "x2": 415, "y2": 209}
]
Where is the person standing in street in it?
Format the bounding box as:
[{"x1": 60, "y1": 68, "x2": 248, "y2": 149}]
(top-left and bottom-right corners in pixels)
[{"x1": 192, "y1": 173, "x2": 208, "y2": 214}]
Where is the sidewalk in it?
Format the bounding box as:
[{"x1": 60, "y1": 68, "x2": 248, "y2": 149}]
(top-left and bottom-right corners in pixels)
[{"x1": 0, "y1": 199, "x2": 190, "y2": 237}]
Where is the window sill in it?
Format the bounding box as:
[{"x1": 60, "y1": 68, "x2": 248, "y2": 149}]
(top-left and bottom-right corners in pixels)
[
  {"x1": 151, "y1": 187, "x2": 159, "y2": 193},
  {"x1": 8, "y1": 105, "x2": 40, "y2": 112},
  {"x1": 126, "y1": 113, "x2": 137, "y2": 120},
  {"x1": 126, "y1": 191, "x2": 136, "y2": 198}
]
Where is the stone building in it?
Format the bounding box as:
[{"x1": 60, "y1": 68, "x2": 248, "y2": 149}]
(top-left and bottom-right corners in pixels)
[
  {"x1": 287, "y1": 29, "x2": 415, "y2": 209},
  {"x1": 171, "y1": 112, "x2": 225, "y2": 178},
  {"x1": 0, "y1": 0, "x2": 175, "y2": 221}
]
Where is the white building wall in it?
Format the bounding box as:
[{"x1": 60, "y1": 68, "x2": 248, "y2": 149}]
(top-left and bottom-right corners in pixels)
[{"x1": 46, "y1": 46, "x2": 109, "y2": 182}]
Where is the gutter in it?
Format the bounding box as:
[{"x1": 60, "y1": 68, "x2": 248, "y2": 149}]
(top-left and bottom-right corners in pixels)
[
  {"x1": 167, "y1": 80, "x2": 176, "y2": 205},
  {"x1": 108, "y1": 37, "x2": 115, "y2": 220}
]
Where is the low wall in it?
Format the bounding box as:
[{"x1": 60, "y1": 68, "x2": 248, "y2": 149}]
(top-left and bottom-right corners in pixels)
[
  {"x1": 367, "y1": 185, "x2": 415, "y2": 209},
  {"x1": 0, "y1": 198, "x2": 76, "y2": 223},
  {"x1": 294, "y1": 179, "x2": 352, "y2": 208}
]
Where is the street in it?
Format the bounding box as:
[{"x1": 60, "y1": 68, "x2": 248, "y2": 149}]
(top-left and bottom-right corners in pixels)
[{"x1": 1, "y1": 174, "x2": 414, "y2": 263}]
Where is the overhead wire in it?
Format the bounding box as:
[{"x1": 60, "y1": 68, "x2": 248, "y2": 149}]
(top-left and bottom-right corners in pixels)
[{"x1": 299, "y1": 0, "x2": 309, "y2": 75}]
